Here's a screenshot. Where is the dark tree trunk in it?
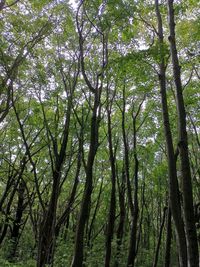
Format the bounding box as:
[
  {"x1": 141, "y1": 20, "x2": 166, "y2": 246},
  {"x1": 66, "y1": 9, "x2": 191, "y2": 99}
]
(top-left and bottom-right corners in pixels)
[
  {"x1": 0, "y1": 173, "x2": 17, "y2": 212},
  {"x1": 71, "y1": 92, "x2": 101, "y2": 267},
  {"x1": 54, "y1": 178, "x2": 78, "y2": 239},
  {"x1": 0, "y1": 156, "x2": 26, "y2": 239},
  {"x1": 136, "y1": 168, "x2": 146, "y2": 255},
  {"x1": 121, "y1": 87, "x2": 140, "y2": 267},
  {"x1": 153, "y1": 207, "x2": 167, "y2": 267},
  {"x1": 0, "y1": 181, "x2": 19, "y2": 245},
  {"x1": 127, "y1": 115, "x2": 139, "y2": 267},
  {"x1": 155, "y1": 1, "x2": 188, "y2": 266},
  {"x1": 121, "y1": 84, "x2": 134, "y2": 217},
  {"x1": 37, "y1": 87, "x2": 75, "y2": 267},
  {"x1": 127, "y1": 156, "x2": 139, "y2": 267},
  {"x1": 71, "y1": 3, "x2": 106, "y2": 265},
  {"x1": 8, "y1": 180, "x2": 26, "y2": 260},
  {"x1": 87, "y1": 177, "x2": 103, "y2": 249},
  {"x1": 167, "y1": 1, "x2": 199, "y2": 266},
  {"x1": 104, "y1": 182, "x2": 116, "y2": 267},
  {"x1": 55, "y1": 122, "x2": 84, "y2": 241},
  {"x1": 104, "y1": 89, "x2": 116, "y2": 267},
  {"x1": 37, "y1": 171, "x2": 60, "y2": 267},
  {"x1": 164, "y1": 206, "x2": 172, "y2": 267},
  {"x1": 114, "y1": 168, "x2": 126, "y2": 267}
]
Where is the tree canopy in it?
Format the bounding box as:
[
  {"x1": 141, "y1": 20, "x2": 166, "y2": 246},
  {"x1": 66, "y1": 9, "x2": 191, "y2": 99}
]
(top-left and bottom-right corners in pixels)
[{"x1": 0, "y1": 0, "x2": 199, "y2": 267}]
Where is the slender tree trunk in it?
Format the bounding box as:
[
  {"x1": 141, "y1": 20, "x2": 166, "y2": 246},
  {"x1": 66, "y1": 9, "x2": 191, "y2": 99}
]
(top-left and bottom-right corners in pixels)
[
  {"x1": 136, "y1": 172, "x2": 145, "y2": 256},
  {"x1": 167, "y1": 1, "x2": 199, "y2": 266},
  {"x1": 8, "y1": 180, "x2": 26, "y2": 260},
  {"x1": 37, "y1": 91, "x2": 74, "y2": 267},
  {"x1": 0, "y1": 181, "x2": 19, "y2": 245},
  {"x1": 87, "y1": 177, "x2": 103, "y2": 249},
  {"x1": 104, "y1": 179, "x2": 116, "y2": 267},
  {"x1": 0, "y1": 173, "x2": 17, "y2": 212},
  {"x1": 37, "y1": 171, "x2": 60, "y2": 267},
  {"x1": 164, "y1": 206, "x2": 172, "y2": 267},
  {"x1": 155, "y1": 1, "x2": 188, "y2": 266},
  {"x1": 0, "y1": 158, "x2": 26, "y2": 241},
  {"x1": 114, "y1": 168, "x2": 126, "y2": 267},
  {"x1": 55, "y1": 125, "x2": 83, "y2": 240},
  {"x1": 126, "y1": 99, "x2": 141, "y2": 267},
  {"x1": 71, "y1": 92, "x2": 100, "y2": 267},
  {"x1": 121, "y1": 84, "x2": 134, "y2": 217},
  {"x1": 121, "y1": 84, "x2": 138, "y2": 266},
  {"x1": 153, "y1": 207, "x2": 167, "y2": 267},
  {"x1": 72, "y1": 4, "x2": 106, "y2": 264},
  {"x1": 104, "y1": 92, "x2": 116, "y2": 267}
]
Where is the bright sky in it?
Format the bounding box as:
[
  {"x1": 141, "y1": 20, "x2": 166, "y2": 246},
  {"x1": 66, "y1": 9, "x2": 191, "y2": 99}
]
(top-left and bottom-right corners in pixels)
[{"x1": 69, "y1": 0, "x2": 78, "y2": 9}]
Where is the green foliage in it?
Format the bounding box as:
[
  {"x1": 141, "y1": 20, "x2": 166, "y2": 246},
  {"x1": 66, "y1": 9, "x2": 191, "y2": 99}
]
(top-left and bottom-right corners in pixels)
[{"x1": 0, "y1": 0, "x2": 199, "y2": 266}]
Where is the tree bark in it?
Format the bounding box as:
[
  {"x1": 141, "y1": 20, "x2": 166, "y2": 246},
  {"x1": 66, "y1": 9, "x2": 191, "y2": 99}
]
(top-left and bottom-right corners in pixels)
[
  {"x1": 155, "y1": 1, "x2": 188, "y2": 266},
  {"x1": 37, "y1": 80, "x2": 75, "y2": 266},
  {"x1": 37, "y1": 170, "x2": 60, "y2": 267},
  {"x1": 71, "y1": 91, "x2": 101, "y2": 267},
  {"x1": 121, "y1": 84, "x2": 134, "y2": 217},
  {"x1": 164, "y1": 206, "x2": 172, "y2": 267},
  {"x1": 153, "y1": 207, "x2": 167, "y2": 267},
  {"x1": 104, "y1": 88, "x2": 116, "y2": 267},
  {"x1": 167, "y1": 1, "x2": 199, "y2": 266},
  {"x1": 8, "y1": 180, "x2": 26, "y2": 260},
  {"x1": 71, "y1": 3, "x2": 106, "y2": 265},
  {"x1": 127, "y1": 115, "x2": 139, "y2": 267},
  {"x1": 87, "y1": 177, "x2": 103, "y2": 249},
  {"x1": 0, "y1": 181, "x2": 19, "y2": 245},
  {"x1": 114, "y1": 168, "x2": 126, "y2": 267}
]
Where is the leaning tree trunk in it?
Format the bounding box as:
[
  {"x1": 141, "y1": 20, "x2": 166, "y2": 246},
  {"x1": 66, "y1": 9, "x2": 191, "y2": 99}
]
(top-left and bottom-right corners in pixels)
[
  {"x1": 155, "y1": 1, "x2": 188, "y2": 266},
  {"x1": 152, "y1": 207, "x2": 167, "y2": 267},
  {"x1": 0, "y1": 180, "x2": 20, "y2": 245},
  {"x1": 0, "y1": 157, "x2": 26, "y2": 245},
  {"x1": 87, "y1": 177, "x2": 104, "y2": 249},
  {"x1": 167, "y1": 1, "x2": 199, "y2": 266}
]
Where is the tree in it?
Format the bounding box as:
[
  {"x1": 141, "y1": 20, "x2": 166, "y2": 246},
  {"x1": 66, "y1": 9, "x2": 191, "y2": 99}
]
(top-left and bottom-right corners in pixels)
[
  {"x1": 167, "y1": 1, "x2": 199, "y2": 266},
  {"x1": 155, "y1": 0, "x2": 187, "y2": 266}
]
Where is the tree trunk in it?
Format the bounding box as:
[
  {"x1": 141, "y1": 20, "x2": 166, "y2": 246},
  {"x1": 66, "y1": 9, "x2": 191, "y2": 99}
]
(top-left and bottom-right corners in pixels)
[
  {"x1": 37, "y1": 171, "x2": 60, "y2": 267},
  {"x1": 37, "y1": 91, "x2": 74, "y2": 267},
  {"x1": 0, "y1": 181, "x2": 19, "y2": 245},
  {"x1": 155, "y1": 1, "x2": 188, "y2": 266},
  {"x1": 71, "y1": 92, "x2": 100, "y2": 267},
  {"x1": 126, "y1": 100, "x2": 140, "y2": 267},
  {"x1": 87, "y1": 177, "x2": 103, "y2": 249},
  {"x1": 104, "y1": 94, "x2": 116, "y2": 267},
  {"x1": 153, "y1": 207, "x2": 167, "y2": 267},
  {"x1": 167, "y1": 1, "x2": 199, "y2": 266},
  {"x1": 114, "y1": 168, "x2": 126, "y2": 267},
  {"x1": 164, "y1": 206, "x2": 172, "y2": 267},
  {"x1": 127, "y1": 156, "x2": 139, "y2": 267},
  {"x1": 9, "y1": 180, "x2": 26, "y2": 260},
  {"x1": 55, "y1": 124, "x2": 83, "y2": 241},
  {"x1": 121, "y1": 84, "x2": 134, "y2": 217}
]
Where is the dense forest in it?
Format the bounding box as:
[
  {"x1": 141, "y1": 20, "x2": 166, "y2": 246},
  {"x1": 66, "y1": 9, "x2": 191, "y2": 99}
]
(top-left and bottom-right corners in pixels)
[{"x1": 0, "y1": 0, "x2": 199, "y2": 266}]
